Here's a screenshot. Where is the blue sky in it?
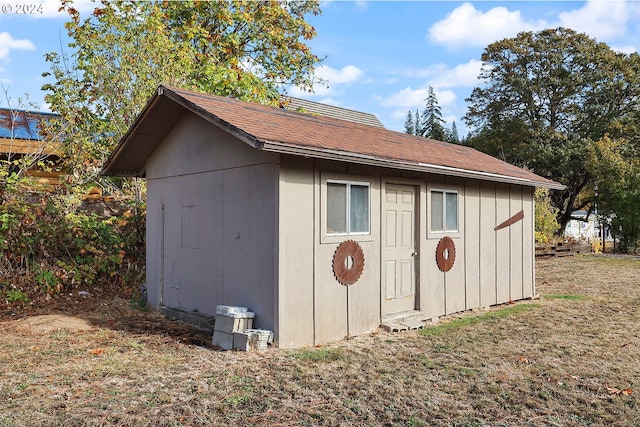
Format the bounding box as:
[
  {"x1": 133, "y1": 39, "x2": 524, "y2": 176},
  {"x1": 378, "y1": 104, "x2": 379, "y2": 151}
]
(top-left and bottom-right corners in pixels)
[{"x1": 1, "y1": 1, "x2": 639, "y2": 137}]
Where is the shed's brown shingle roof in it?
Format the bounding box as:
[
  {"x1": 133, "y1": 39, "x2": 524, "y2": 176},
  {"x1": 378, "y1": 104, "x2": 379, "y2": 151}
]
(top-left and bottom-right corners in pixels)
[{"x1": 103, "y1": 85, "x2": 563, "y2": 190}]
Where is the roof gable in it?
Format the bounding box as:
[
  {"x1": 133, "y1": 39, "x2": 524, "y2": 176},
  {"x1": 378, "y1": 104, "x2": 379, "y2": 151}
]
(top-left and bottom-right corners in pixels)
[{"x1": 103, "y1": 85, "x2": 564, "y2": 190}]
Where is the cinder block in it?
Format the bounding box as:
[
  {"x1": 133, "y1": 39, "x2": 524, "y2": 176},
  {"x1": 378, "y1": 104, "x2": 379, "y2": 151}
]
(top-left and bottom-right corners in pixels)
[
  {"x1": 233, "y1": 332, "x2": 255, "y2": 351},
  {"x1": 233, "y1": 330, "x2": 273, "y2": 351},
  {"x1": 212, "y1": 331, "x2": 234, "y2": 350},
  {"x1": 214, "y1": 316, "x2": 253, "y2": 333}
]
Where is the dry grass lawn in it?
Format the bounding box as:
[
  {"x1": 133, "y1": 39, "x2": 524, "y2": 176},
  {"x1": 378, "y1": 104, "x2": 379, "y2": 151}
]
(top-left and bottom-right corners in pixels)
[{"x1": 1, "y1": 255, "x2": 639, "y2": 426}]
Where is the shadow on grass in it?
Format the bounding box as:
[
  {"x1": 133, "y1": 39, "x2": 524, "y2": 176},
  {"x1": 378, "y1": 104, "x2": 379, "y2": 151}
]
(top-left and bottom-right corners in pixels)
[{"x1": 0, "y1": 290, "x2": 214, "y2": 348}]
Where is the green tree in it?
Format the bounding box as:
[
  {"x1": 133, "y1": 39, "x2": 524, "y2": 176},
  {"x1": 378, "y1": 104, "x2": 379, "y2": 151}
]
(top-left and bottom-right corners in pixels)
[
  {"x1": 404, "y1": 110, "x2": 415, "y2": 135},
  {"x1": 588, "y1": 136, "x2": 640, "y2": 253},
  {"x1": 421, "y1": 86, "x2": 446, "y2": 140},
  {"x1": 534, "y1": 188, "x2": 559, "y2": 244},
  {"x1": 446, "y1": 121, "x2": 460, "y2": 144},
  {"x1": 464, "y1": 28, "x2": 640, "y2": 234},
  {"x1": 43, "y1": 0, "x2": 322, "y2": 187},
  {"x1": 414, "y1": 109, "x2": 423, "y2": 137}
]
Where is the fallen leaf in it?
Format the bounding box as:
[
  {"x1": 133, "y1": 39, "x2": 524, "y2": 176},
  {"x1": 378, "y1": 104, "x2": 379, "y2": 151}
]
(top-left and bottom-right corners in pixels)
[
  {"x1": 89, "y1": 348, "x2": 104, "y2": 355},
  {"x1": 606, "y1": 386, "x2": 632, "y2": 395}
]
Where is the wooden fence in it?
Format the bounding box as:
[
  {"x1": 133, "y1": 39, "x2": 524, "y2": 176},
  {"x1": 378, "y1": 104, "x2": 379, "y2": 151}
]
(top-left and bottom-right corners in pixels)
[{"x1": 535, "y1": 242, "x2": 593, "y2": 257}]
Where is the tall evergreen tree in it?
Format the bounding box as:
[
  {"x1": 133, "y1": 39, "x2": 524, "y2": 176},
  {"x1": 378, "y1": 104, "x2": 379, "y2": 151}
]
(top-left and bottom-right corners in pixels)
[
  {"x1": 414, "y1": 109, "x2": 423, "y2": 137},
  {"x1": 404, "y1": 110, "x2": 415, "y2": 135},
  {"x1": 447, "y1": 121, "x2": 460, "y2": 143},
  {"x1": 422, "y1": 86, "x2": 446, "y2": 140}
]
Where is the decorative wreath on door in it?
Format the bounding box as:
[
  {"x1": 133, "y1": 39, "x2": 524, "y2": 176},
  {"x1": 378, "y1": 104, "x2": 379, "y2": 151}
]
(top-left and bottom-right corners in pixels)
[
  {"x1": 333, "y1": 240, "x2": 365, "y2": 286},
  {"x1": 435, "y1": 236, "x2": 456, "y2": 272}
]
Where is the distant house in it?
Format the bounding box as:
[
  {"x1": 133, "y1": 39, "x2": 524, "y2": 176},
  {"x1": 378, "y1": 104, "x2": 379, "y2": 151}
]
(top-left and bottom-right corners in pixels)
[
  {"x1": 0, "y1": 108, "x2": 61, "y2": 186},
  {"x1": 564, "y1": 210, "x2": 605, "y2": 241},
  {"x1": 103, "y1": 85, "x2": 563, "y2": 348}
]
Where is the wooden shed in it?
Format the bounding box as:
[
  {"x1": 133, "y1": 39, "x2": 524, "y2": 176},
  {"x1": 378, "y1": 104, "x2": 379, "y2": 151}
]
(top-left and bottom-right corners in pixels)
[{"x1": 103, "y1": 85, "x2": 563, "y2": 348}]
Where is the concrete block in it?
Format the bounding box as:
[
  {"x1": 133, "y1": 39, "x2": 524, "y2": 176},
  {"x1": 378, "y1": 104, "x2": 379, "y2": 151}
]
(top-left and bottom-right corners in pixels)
[
  {"x1": 381, "y1": 322, "x2": 409, "y2": 332},
  {"x1": 401, "y1": 319, "x2": 425, "y2": 330},
  {"x1": 212, "y1": 331, "x2": 234, "y2": 350},
  {"x1": 216, "y1": 305, "x2": 249, "y2": 316},
  {"x1": 214, "y1": 316, "x2": 253, "y2": 334},
  {"x1": 233, "y1": 332, "x2": 255, "y2": 351}
]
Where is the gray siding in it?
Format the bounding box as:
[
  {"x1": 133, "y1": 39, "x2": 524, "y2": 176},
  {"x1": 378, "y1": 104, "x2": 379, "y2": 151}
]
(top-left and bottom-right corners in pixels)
[
  {"x1": 143, "y1": 115, "x2": 537, "y2": 348},
  {"x1": 277, "y1": 160, "x2": 537, "y2": 346},
  {"x1": 145, "y1": 113, "x2": 279, "y2": 331}
]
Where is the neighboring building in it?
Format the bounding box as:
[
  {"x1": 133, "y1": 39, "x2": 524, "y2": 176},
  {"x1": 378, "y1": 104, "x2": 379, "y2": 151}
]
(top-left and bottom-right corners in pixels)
[
  {"x1": 280, "y1": 96, "x2": 385, "y2": 128},
  {"x1": 0, "y1": 108, "x2": 61, "y2": 186},
  {"x1": 564, "y1": 210, "x2": 606, "y2": 241},
  {"x1": 103, "y1": 85, "x2": 564, "y2": 348}
]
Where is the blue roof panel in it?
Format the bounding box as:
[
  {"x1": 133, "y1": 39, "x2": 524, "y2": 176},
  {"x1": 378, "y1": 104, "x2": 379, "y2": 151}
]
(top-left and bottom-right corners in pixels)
[{"x1": 0, "y1": 108, "x2": 57, "y2": 140}]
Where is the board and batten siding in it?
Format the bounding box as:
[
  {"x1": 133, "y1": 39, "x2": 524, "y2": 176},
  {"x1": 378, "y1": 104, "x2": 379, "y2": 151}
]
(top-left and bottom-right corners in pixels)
[
  {"x1": 417, "y1": 179, "x2": 536, "y2": 319},
  {"x1": 277, "y1": 157, "x2": 537, "y2": 347},
  {"x1": 145, "y1": 112, "x2": 280, "y2": 333}
]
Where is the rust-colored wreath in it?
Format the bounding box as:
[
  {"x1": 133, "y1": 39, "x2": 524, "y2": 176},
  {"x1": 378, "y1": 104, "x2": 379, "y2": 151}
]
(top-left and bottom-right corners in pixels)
[
  {"x1": 435, "y1": 236, "x2": 456, "y2": 272},
  {"x1": 333, "y1": 240, "x2": 365, "y2": 286}
]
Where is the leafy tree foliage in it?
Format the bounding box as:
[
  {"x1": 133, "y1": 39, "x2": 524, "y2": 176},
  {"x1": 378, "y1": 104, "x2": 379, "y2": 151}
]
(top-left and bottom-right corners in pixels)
[
  {"x1": 534, "y1": 188, "x2": 559, "y2": 244},
  {"x1": 42, "y1": 0, "x2": 322, "y2": 186},
  {"x1": 588, "y1": 136, "x2": 640, "y2": 253},
  {"x1": 464, "y1": 28, "x2": 640, "y2": 234},
  {"x1": 0, "y1": 184, "x2": 145, "y2": 303}
]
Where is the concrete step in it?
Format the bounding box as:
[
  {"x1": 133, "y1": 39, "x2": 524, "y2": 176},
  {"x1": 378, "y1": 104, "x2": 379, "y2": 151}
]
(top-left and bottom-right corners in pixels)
[{"x1": 381, "y1": 311, "x2": 428, "y2": 332}]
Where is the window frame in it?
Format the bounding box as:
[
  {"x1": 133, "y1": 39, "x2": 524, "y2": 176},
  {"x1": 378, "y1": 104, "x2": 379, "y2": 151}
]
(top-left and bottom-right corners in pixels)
[
  {"x1": 325, "y1": 179, "x2": 371, "y2": 237},
  {"x1": 427, "y1": 185, "x2": 461, "y2": 238}
]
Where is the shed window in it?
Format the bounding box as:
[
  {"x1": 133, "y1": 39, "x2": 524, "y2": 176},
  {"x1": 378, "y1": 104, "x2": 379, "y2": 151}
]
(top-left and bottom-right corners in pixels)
[
  {"x1": 431, "y1": 190, "x2": 458, "y2": 232},
  {"x1": 327, "y1": 181, "x2": 370, "y2": 235}
]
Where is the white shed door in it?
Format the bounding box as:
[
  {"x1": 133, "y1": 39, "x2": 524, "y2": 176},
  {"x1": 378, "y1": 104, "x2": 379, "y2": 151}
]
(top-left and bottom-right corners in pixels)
[{"x1": 382, "y1": 184, "x2": 417, "y2": 316}]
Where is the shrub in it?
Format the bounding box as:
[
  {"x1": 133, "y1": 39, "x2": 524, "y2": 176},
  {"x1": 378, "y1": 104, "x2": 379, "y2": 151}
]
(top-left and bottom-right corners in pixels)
[{"x1": 0, "y1": 178, "x2": 145, "y2": 304}]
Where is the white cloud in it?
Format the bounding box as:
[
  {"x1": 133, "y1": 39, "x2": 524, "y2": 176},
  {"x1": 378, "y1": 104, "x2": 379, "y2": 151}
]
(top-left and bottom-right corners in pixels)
[
  {"x1": 434, "y1": 90, "x2": 457, "y2": 109},
  {"x1": 403, "y1": 60, "x2": 482, "y2": 89},
  {"x1": 316, "y1": 64, "x2": 364, "y2": 85},
  {"x1": 428, "y1": 2, "x2": 540, "y2": 48},
  {"x1": 380, "y1": 86, "x2": 457, "y2": 110},
  {"x1": 428, "y1": 0, "x2": 640, "y2": 51},
  {"x1": 611, "y1": 45, "x2": 638, "y2": 55},
  {"x1": 317, "y1": 97, "x2": 343, "y2": 107},
  {"x1": 381, "y1": 87, "x2": 429, "y2": 109},
  {"x1": 0, "y1": 32, "x2": 35, "y2": 61},
  {"x1": 557, "y1": 0, "x2": 630, "y2": 40},
  {"x1": 290, "y1": 64, "x2": 365, "y2": 97},
  {"x1": 37, "y1": 0, "x2": 97, "y2": 19},
  {"x1": 445, "y1": 60, "x2": 483, "y2": 87}
]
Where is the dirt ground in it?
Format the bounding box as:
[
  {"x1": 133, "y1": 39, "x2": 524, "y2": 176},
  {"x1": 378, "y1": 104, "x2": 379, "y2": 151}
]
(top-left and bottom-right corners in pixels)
[{"x1": 1, "y1": 254, "x2": 639, "y2": 427}]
